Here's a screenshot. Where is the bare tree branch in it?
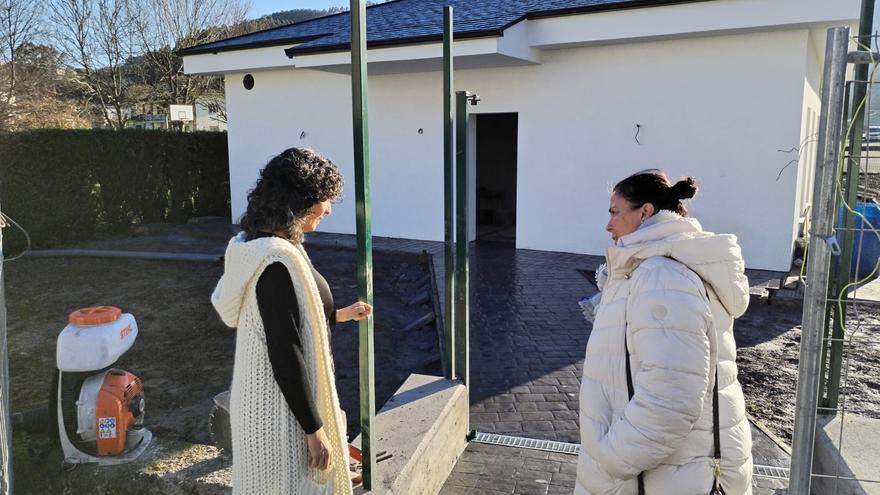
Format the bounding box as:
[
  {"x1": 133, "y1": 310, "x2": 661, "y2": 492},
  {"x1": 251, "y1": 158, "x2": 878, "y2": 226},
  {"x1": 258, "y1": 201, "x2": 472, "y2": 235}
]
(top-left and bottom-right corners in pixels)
[
  {"x1": 129, "y1": 0, "x2": 247, "y2": 107},
  {"x1": 0, "y1": 0, "x2": 42, "y2": 102},
  {"x1": 49, "y1": 0, "x2": 139, "y2": 129}
]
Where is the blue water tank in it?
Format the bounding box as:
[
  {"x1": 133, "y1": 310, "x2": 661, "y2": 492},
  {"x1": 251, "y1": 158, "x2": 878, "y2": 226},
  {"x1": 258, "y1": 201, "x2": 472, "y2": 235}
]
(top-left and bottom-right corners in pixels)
[{"x1": 838, "y1": 202, "x2": 880, "y2": 280}]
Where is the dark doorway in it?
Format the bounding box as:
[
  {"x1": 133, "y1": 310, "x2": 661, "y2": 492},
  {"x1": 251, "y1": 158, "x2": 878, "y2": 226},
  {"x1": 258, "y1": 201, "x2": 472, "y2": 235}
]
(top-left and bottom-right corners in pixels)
[{"x1": 475, "y1": 113, "x2": 517, "y2": 243}]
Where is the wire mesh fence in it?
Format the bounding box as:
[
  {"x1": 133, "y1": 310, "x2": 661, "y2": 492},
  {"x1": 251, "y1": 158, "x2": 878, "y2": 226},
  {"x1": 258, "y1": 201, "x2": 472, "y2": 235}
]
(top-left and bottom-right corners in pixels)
[{"x1": 790, "y1": 26, "x2": 880, "y2": 495}]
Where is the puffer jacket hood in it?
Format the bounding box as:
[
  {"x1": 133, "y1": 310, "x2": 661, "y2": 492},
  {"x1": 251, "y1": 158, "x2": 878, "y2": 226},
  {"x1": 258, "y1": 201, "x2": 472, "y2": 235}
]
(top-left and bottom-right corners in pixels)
[{"x1": 605, "y1": 210, "x2": 750, "y2": 318}]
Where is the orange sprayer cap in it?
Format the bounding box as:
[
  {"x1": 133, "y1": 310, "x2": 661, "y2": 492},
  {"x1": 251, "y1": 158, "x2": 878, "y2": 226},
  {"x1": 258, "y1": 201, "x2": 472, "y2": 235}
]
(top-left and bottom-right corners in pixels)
[{"x1": 68, "y1": 306, "x2": 122, "y2": 326}]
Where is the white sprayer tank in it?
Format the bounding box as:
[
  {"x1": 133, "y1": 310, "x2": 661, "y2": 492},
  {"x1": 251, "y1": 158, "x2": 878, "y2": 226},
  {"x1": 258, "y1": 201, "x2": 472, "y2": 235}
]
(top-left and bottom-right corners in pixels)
[{"x1": 57, "y1": 306, "x2": 138, "y2": 372}]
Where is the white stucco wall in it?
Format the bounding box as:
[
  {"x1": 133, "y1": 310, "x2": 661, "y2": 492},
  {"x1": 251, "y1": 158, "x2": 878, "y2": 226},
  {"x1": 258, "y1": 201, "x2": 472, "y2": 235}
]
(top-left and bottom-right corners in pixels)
[
  {"x1": 793, "y1": 29, "x2": 826, "y2": 234},
  {"x1": 222, "y1": 28, "x2": 817, "y2": 271}
]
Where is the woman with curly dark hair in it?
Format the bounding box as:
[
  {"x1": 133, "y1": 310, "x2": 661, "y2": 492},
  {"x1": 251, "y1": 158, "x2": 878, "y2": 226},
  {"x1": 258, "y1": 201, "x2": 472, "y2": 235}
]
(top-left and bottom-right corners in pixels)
[{"x1": 212, "y1": 148, "x2": 370, "y2": 494}]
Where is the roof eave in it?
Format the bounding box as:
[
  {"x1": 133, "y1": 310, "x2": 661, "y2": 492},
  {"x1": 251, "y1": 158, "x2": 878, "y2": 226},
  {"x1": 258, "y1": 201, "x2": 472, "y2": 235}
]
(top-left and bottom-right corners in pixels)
[
  {"x1": 187, "y1": 0, "x2": 717, "y2": 58},
  {"x1": 284, "y1": 29, "x2": 503, "y2": 58},
  {"x1": 178, "y1": 34, "x2": 328, "y2": 57},
  {"x1": 524, "y1": 0, "x2": 715, "y2": 20}
]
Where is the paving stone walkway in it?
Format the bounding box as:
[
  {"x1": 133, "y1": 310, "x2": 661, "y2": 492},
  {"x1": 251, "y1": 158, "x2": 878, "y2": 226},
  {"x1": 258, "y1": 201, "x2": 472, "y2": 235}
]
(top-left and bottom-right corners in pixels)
[
  {"x1": 440, "y1": 439, "x2": 788, "y2": 495},
  {"x1": 308, "y1": 233, "x2": 792, "y2": 494},
  {"x1": 466, "y1": 242, "x2": 602, "y2": 442},
  {"x1": 309, "y1": 233, "x2": 603, "y2": 442},
  {"x1": 441, "y1": 442, "x2": 577, "y2": 495}
]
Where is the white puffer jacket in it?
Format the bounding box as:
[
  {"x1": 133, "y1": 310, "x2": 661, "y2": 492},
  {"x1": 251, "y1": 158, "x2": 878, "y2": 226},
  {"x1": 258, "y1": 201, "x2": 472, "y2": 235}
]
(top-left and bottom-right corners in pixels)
[{"x1": 575, "y1": 211, "x2": 753, "y2": 495}]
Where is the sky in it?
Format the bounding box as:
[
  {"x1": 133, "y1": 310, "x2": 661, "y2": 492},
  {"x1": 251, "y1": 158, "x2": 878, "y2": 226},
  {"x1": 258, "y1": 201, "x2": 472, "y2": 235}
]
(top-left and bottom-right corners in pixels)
[{"x1": 248, "y1": 0, "x2": 349, "y2": 18}]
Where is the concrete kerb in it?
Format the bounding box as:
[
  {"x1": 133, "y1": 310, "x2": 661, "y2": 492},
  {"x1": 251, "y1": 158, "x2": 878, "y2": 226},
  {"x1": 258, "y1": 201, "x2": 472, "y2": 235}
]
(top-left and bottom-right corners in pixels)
[
  {"x1": 352, "y1": 373, "x2": 468, "y2": 495},
  {"x1": 27, "y1": 249, "x2": 222, "y2": 263},
  {"x1": 748, "y1": 413, "x2": 792, "y2": 456},
  {"x1": 812, "y1": 414, "x2": 880, "y2": 495}
]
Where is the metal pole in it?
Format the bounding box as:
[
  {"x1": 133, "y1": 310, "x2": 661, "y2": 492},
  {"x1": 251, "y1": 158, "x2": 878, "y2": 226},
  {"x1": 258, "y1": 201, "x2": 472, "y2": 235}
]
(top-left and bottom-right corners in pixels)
[
  {"x1": 349, "y1": 0, "x2": 376, "y2": 488},
  {"x1": 454, "y1": 91, "x2": 473, "y2": 396},
  {"x1": 0, "y1": 200, "x2": 13, "y2": 494},
  {"x1": 442, "y1": 6, "x2": 455, "y2": 380},
  {"x1": 819, "y1": 80, "x2": 852, "y2": 409},
  {"x1": 824, "y1": 0, "x2": 874, "y2": 410},
  {"x1": 789, "y1": 26, "x2": 850, "y2": 495}
]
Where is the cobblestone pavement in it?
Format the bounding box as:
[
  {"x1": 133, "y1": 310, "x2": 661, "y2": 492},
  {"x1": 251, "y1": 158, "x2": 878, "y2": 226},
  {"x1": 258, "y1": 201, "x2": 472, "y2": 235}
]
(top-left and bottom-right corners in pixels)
[
  {"x1": 441, "y1": 442, "x2": 577, "y2": 495},
  {"x1": 309, "y1": 233, "x2": 603, "y2": 442},
  {"x1": 440, "y1": 440, "x2": 787, "y2": 495},
  {"x1": 466, "y1": 243, "x2": 602, "y2": 443}
]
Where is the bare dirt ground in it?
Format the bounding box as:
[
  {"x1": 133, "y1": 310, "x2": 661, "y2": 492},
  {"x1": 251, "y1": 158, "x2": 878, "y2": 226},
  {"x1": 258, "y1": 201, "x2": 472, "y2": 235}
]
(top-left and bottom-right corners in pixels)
[
  {"x1": 735, "y1": 297, "x2": 880, "y2": 444},
  {"x1": 5, "y1": 244, "x2": 440, "y2": 492}
]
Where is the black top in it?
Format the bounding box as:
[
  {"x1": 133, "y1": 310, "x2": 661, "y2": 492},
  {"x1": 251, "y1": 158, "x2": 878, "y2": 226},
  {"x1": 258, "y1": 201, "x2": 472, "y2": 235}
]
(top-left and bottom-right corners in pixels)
[{"x1": 251, "y1": 233, "x2": 335, "y2": 434}]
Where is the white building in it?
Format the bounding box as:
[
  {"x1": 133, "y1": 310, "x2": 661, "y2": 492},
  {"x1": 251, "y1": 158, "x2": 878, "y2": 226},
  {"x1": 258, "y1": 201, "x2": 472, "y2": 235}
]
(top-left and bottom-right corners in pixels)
[{"x1": 181, "y1": 0, "x2": 859, "y2": 271}]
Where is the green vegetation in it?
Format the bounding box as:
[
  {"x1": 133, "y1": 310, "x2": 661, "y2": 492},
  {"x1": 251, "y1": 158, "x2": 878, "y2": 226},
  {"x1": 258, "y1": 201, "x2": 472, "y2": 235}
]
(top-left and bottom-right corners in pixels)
[{"x1": 0, "y1": 129, "x2": 230, "y2": 251}]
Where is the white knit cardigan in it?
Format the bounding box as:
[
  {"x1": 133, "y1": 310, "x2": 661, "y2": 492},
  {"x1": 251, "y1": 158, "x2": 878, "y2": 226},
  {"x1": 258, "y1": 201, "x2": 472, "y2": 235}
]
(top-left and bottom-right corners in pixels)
[{"x1": 212, "y1": 233, "x2": 352, "y2": 495}]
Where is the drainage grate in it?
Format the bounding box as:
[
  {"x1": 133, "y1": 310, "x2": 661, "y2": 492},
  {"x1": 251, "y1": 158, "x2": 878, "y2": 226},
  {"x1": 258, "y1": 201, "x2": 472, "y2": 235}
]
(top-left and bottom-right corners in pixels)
[
  {"x1": 753, "y1": 464, "x2": 790, "y2": 481},
  {"x1": 473, "y1": 432, "x2": 792, "y2": 484},
  {"x1": 472, "y1": 432, "x2": 580, "y2": 455}
]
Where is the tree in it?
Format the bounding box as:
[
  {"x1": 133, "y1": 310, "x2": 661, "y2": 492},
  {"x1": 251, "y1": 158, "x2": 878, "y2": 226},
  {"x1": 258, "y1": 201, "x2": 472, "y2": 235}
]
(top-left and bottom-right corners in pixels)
[
  {"x1": 50, "y1": 0, "x2": 140, "y2": 129},
  {"x1": 267, "y1": 6, "x2": 347, "y2": 25},
  {"x1": 129, "y1": 0, "x2": 247, "y2": 106},
  {"x1": 201, "y1": 84, "x2": 227, "y2": 124},
  {"x1": 0, "y1": 43, "x2": 92, "y2": 130},
  {"x1": 0, "y1": 0, "x2": 42, "y2": 101},
  {"x1": 264, "y1": 3, "x2": 387, "y2": 25}
]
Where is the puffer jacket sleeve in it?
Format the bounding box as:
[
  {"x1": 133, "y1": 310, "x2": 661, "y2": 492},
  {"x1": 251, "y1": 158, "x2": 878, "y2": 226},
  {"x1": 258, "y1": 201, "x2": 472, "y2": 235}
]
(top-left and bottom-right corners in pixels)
[{"x1": 594, "y1": 262, "x2": 712, "y2": 479}]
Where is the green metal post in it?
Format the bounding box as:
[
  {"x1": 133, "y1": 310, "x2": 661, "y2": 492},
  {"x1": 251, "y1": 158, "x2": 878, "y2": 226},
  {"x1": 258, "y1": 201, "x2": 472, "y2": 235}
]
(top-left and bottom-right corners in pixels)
[
  {"x1": 823, "y1": 0, "x2": 874, "y2": 411},
  {"x1": 454, "y1": 91, "x2": 471, "y2": 395},
  {"x1": 349, "y1": 0, "x2": 376, "y2": 487},
  {"x1": 443, "y1": 6, "x2": 455, "y2": 380}
]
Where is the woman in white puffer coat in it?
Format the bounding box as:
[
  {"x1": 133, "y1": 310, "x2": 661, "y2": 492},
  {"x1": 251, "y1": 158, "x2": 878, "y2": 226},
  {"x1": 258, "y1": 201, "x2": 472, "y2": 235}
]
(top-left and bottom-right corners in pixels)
[{"x1": 576, "y1": 170, "x2": 753, "y2": 495}]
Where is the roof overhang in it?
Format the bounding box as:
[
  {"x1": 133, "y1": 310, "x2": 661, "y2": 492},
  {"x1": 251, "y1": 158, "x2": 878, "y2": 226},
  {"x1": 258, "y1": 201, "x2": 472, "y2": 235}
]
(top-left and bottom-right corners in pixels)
[
  {"x1": 181, "y1": 0, "x2": 859, "y2": 77},
  {"x1": 527, "y1": 0, "x2": 859, "y2": 50},
  {"x1": 183, "y1": 21, "x2": 539, "y2": 76}
]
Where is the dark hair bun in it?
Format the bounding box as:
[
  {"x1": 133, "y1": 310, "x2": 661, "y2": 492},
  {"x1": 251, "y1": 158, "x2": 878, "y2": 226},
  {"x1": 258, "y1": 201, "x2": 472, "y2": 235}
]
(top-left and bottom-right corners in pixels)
[
  {"x1": 669, "y1": 177, "x2": 697, "y2": 201},
  {"x1": 613, "y1": 170, "x2": 697, "y2": 216}
]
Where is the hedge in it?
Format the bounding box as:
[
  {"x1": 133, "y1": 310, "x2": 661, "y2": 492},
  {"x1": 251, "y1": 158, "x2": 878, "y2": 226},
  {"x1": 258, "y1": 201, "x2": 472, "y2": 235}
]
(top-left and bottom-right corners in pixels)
[{"x1": 0, "y1": 129, "x2": 230, "y2": 251}]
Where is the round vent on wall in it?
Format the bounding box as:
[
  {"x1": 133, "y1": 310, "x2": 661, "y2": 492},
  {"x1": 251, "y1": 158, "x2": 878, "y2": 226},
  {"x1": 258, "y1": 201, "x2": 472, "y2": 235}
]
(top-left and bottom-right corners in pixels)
[{"x1": 243, "y1": 74, "x2": 255, "y2": 90}]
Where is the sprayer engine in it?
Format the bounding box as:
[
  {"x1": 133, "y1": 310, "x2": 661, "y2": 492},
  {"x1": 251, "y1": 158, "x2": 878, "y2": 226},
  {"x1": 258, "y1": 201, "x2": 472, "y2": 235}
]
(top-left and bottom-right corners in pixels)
[{"x1": 54, "y1": 306, "x2": 152, "y2": 465}]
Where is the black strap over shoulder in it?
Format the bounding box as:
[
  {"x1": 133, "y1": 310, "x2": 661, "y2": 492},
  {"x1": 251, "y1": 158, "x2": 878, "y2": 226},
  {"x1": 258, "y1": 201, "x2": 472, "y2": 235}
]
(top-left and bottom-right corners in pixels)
[
  {"x1": 713, "y1": 376, "x2": 721, "y2": 460},
  {"x1": 624, "y1": 335, "x2": 646, "y2": 495},
  {"x1": 711, "y1": 369, "x2": 725, "y2": 495},
  {"x1": 624, "y1": 336, "x2": 635, "y2": 400},
  {"x1": 625, "y1": 332, "x2": 722, "y2": 495}
]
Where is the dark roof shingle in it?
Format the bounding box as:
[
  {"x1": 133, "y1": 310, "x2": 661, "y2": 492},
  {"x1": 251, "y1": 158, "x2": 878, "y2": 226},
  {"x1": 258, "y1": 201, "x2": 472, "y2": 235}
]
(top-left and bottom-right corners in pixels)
[{"x1": 179, "y1": 0, "x2": 711, "y2": 56}]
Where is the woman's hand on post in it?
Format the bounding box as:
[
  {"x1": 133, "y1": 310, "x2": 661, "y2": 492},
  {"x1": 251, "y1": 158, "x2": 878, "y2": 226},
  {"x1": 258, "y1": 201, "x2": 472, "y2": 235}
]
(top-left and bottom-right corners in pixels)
[
  {"x1": 336, "y1": 302, "x2": 374, "y2": 323},
  {"x1": 306, "y1": 427, "x2": 333, "y2": 470}
]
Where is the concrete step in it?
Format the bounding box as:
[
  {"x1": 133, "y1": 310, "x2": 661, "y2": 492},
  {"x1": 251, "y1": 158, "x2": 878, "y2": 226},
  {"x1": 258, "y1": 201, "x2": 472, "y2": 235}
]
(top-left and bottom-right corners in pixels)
[
  {"x1": 353, "y1": 373, "x2": 467, "y2": 495},
  {"x1": 813, "y1": 414, "x2": 880, "y2": 494}
]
